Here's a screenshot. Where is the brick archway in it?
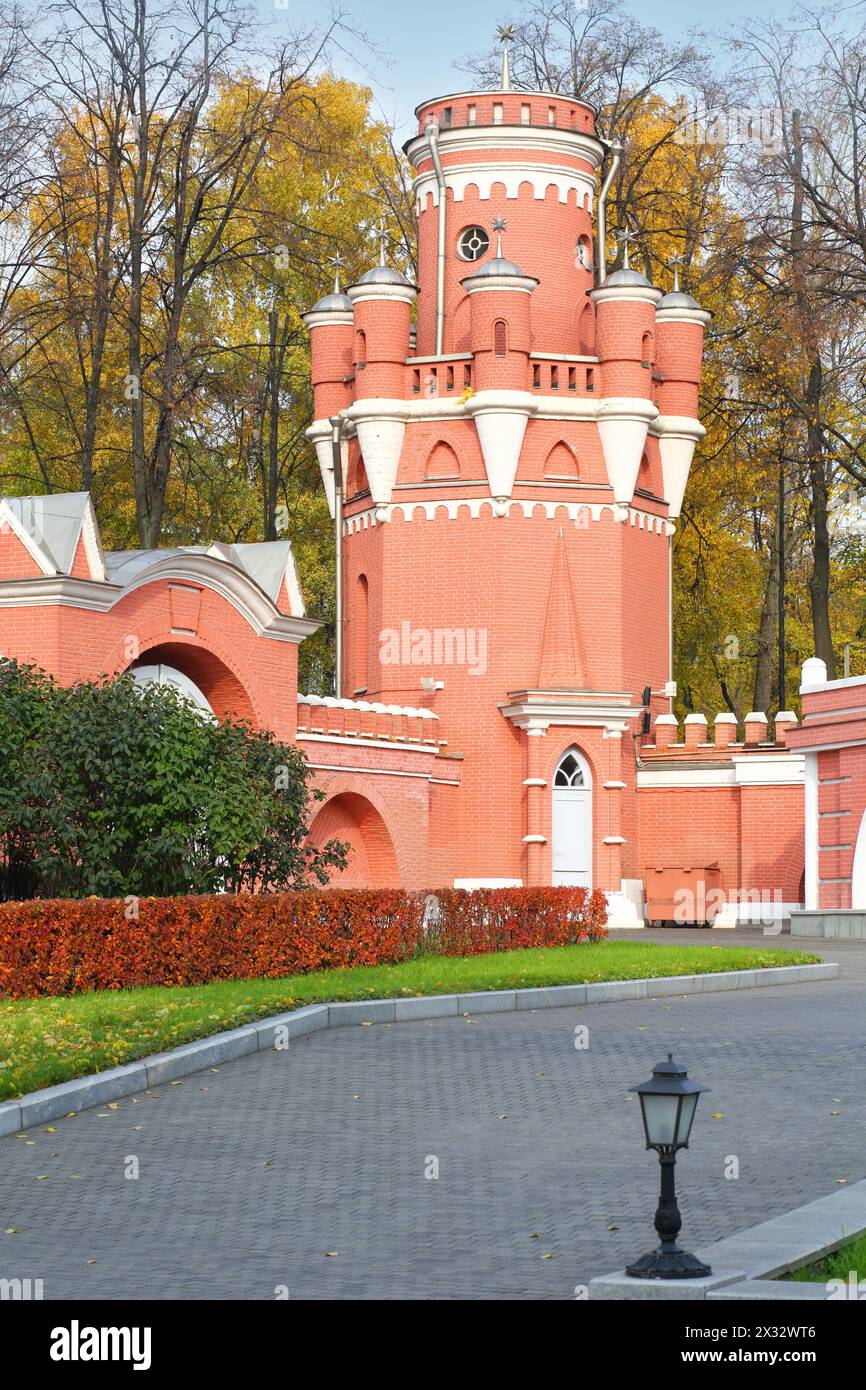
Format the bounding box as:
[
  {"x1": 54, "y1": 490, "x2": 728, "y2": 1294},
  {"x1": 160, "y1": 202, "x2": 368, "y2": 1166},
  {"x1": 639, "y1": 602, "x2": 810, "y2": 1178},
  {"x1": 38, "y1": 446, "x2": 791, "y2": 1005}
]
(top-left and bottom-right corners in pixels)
[
  {"x1": 308, "y1": 792, "x2": 400, "y2": 888},
  {"x1": 131, "y1": 641, "x2": 257, "y2": 726}
]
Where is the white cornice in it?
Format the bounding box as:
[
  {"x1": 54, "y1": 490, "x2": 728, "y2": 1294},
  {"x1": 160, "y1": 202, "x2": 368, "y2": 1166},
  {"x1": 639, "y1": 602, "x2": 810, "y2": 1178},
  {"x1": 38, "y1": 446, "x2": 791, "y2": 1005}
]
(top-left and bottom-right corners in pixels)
[
  {"x1": 499, "y1": 691, "x2": 643, "y2": 730},
  {"x1": 731, "y1": 752, "x2": 804, "y2": 786},
  {"x1": 0, "y1": 558, "x2": 321, "y2": 645},
  {"x1": 408, "y1": 122, "x2": 602, "y2": 165},
  {"x1": 347, "y1": 283, "x2": 417, "y2": 306}
]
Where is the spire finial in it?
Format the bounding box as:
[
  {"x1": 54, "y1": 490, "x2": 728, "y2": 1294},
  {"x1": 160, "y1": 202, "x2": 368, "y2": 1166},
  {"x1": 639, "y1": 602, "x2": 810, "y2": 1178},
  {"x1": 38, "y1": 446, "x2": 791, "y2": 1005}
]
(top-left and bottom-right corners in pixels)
[
  {"x1": 670, "y1": 254, "x2": 684, "y2": 293},
  {"x1": 497, "y1": 24, "x2": 514, "y2": 90},
  {"x1": 329, "y1": 253, "x2": 345, "y2": 295},
  {"x1": 491, "y1": 215, "x2": 507, "y2": 258},
  {"x1": 374, "y1": 225, "x2": 387, "y2": 267},
  {"x1": 617, "y1": 226, "x2": 637, "y2": 271}
]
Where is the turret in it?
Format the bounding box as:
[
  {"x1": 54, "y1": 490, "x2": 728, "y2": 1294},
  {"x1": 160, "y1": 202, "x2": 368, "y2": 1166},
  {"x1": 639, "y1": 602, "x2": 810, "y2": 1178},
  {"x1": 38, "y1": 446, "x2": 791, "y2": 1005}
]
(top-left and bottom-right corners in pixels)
[
  {"x1": 460, "y1": 220, "x2": 537, "y2": 392},
  {"x1": 588, "y1": 247, "x2": 661, "y2": 514},
  {"x1": 343, "y1": 241, "x2": 417, "y2": 514},
  {"x1": 346, "y1": 239, "x2": 417, "y2": 400},
  {"x1": 302, "y1": 263, "x2": 354, "y2": 518},
  {"x1": 653, "y1": 275, "x2": 711, "y2": 519}
]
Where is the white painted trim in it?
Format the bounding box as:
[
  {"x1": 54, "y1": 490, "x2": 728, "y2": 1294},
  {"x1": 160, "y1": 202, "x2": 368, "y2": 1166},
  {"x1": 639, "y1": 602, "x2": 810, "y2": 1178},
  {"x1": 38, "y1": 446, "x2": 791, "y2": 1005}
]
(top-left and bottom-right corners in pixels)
[
  {"x1": 347, "y1": 282, "x2": 417, "y2": 306},
  {"x1": 344, "y1": 497, "x2": 668, "y2": 533},
  {"x1": 731, "y1": 752, "x2": 804, "y2": 786},
  {"x1": 297, "y1": 733, "x2": 440, "y2": 756},
  {"x1": 0, "y1": 562, "x2": 319, "y2": 643},
  {"x1": 301, "y1": 310, "x2": 353, "y2": 329},
  {"x1": 804, "y1": 751, "x2": 819, "y2": 910},
  {"x1": 638, "y1": 767, "x2": 737, "y2": 788},
  {"x1": 302, "y1": 759, "x2": 437, "y2": 781},
  {"x1": 461, "y1": 274, "x2": 538, "y2": 294},
  {"x1": 407, "y1": 122, "x2": 602, "y2": 165}
]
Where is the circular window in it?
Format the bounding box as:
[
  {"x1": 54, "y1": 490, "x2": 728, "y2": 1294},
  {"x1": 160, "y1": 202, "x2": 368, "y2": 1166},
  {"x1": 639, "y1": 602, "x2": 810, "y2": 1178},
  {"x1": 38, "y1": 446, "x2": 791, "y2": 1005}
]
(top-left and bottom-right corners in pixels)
[{"x1": 457, "y1": 226, "x2": 490, "y2": 262}]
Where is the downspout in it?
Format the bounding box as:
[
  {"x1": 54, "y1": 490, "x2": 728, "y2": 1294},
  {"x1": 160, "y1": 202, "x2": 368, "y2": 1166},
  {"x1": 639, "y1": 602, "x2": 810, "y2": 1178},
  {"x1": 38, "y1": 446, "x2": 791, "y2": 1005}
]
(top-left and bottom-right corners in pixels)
[
  {"x1": 595, "y1": 139, "x2": 623, "y2": 286},
  {"x1": 426, "y1": 121, "x2": 447, "y2": 356},
  {"x1": 329, "y1": 415, "x2": 345, "y2": 697}
]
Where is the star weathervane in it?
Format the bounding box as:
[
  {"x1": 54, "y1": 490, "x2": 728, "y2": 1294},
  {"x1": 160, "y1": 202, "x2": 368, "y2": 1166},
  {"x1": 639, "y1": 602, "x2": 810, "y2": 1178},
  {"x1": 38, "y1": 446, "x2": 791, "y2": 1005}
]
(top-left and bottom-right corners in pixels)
[
  {"x1": 616, "y1": 226, "x2": 638, "y2": 270},
  {"x1": 328, "y1": 253, "x2": 345, "y2": 294},
  {"x1": 491, "y1": 215, "x2": 508, "y2": 258},
  {"x1": 669, "y1": 253, "x2": 684, "y2": 293},
  {"x1": 497, "y1": 24, "x2": 514, "y2": 90}
]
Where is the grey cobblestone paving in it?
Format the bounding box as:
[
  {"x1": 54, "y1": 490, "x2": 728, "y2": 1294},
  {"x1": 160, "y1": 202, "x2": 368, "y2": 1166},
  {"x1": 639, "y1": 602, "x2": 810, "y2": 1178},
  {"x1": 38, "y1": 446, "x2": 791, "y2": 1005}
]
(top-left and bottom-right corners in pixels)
[{"x1": 1, "y1": 931, "x2": 864, "y2": 1301}]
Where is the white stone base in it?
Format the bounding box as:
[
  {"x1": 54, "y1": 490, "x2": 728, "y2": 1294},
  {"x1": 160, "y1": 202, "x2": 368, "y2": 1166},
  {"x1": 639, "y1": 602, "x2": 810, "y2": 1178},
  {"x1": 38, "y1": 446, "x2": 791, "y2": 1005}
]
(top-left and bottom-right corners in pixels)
[
  {"x1": 605, "y1": 879, "x2": 646, "y2": 930},
  {"x1": 712, "y1": 900, "x2": 802, "y2": 931}
]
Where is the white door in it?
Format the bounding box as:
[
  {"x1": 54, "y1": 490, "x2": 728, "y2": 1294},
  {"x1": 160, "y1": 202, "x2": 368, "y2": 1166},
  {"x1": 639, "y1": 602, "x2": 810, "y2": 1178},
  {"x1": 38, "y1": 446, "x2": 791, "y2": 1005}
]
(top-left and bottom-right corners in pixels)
[{"x1": 552, "y1": 750, "x2": 592, "y2": 887}]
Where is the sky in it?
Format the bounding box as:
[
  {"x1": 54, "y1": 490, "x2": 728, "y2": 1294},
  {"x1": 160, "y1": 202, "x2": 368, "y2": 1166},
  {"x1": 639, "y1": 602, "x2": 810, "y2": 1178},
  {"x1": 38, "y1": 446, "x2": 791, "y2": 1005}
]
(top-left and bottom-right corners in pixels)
[{"x1": 257, "y1": 0, "x2": 812, "y2": 138}]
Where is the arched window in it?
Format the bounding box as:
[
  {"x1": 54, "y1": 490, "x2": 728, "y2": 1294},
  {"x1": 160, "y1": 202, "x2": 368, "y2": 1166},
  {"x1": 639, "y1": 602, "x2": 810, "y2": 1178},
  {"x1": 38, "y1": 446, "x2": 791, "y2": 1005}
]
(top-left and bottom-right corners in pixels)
[
  {"x1": 494, "y1": 319, "x2": 507, "y2": 356},
  {"x1": 543, "y1": 441, "x2": 579, "y2": 480},
  {"x1": 354, "y1": 574, "x2": 369, "y2": 691},
  {"x1": 641, "y1": 330, "x2": 654, "y2": 368},
  {"x1": 554, "y1": 751, "x2": 586, "y2": 787},
  {"x1": 425, "y1": 440, "x2": 461, "y2": 479},
  {"x1": 355, "y1": 328, "x2": 367, "y2": 368}
]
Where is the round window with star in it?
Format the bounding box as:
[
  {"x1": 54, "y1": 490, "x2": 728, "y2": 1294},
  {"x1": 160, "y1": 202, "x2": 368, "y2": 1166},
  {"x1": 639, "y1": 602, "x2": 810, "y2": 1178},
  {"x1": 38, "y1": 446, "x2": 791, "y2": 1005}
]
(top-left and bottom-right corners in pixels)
[{"x1": 457, "y1": 226, "x2": 490, "y2": 262}]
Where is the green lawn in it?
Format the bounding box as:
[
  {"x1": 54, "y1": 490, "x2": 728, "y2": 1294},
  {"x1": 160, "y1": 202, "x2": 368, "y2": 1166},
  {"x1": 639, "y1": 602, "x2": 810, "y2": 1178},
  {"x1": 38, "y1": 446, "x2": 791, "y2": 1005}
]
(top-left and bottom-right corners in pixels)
[
  {"x1": 784, "y1": 1230, "x2": 866, "y2": 1284},
  {"x1": 0, "y1": 940, "x2": 818, "y2": 1102}
]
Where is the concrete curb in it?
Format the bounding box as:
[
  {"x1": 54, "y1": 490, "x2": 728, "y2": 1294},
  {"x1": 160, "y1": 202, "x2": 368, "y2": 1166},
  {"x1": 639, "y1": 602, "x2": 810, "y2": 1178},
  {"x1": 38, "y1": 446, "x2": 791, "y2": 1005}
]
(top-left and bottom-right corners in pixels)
[
  {"x1": 589, "y1": 1175, "x2": 866, "y2": 1302},
  {"x1": 0, "y1": 961, "x2": 838, "y2": 1138}
]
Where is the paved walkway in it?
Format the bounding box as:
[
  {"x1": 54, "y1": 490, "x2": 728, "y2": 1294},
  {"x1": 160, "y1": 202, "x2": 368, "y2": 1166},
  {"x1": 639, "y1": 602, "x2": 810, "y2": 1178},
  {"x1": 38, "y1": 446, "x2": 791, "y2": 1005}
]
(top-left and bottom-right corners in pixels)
[{"x1": 1, "y1": 931, "x2": 864, "y2": 1300}]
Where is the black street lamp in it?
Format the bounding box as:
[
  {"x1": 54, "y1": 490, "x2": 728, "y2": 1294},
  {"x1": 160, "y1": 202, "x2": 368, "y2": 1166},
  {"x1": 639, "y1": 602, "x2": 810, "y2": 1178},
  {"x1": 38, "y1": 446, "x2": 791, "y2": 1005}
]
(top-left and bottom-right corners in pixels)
[{"x1": 626, "y1": 1053, "x2": 712, "y2": 1280}]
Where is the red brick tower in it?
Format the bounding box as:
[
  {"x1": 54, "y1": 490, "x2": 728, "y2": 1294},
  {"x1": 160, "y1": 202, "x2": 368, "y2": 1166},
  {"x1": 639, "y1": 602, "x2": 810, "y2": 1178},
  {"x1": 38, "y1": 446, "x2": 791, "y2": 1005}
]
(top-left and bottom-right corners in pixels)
[{"x1": 303, "y1": 44, "x2": 709, "y2": 918}]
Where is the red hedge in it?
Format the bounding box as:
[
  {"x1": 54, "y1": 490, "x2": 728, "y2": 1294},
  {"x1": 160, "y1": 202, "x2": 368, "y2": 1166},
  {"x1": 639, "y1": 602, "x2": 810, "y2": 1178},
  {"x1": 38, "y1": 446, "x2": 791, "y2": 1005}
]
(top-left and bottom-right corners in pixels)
[{"x1": 0, "y1": 886, "x2": 608, "y2": 999}]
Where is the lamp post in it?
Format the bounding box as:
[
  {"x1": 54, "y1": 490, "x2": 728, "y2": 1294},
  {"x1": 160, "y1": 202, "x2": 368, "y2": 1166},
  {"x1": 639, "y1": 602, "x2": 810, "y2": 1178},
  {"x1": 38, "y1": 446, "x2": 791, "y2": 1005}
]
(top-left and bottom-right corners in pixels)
[{"x1": 626, "y1": 1053, "x2": 712, "y2": 1279}]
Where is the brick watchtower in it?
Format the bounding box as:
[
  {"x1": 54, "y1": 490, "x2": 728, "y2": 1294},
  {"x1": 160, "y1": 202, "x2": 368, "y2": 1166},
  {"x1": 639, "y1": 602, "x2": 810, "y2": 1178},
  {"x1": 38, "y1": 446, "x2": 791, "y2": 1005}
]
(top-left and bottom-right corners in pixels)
[{"x1": 303, "y1": 39, "x2": 709, "y2": 920}]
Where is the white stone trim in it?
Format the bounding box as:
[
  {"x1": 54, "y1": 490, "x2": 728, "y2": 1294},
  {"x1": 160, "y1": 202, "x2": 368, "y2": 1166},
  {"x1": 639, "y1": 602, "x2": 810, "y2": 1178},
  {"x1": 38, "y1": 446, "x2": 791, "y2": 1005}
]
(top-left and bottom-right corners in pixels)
[
  {"x1": 731, "y1": 752, "x2": 804, "y2": 786},
  {"x1": 589, "y1": 284, "x2": 663, "y2": 308},
  {"x1": 347, "y1": 282, "x2": 417, "y2": 306},
  {"x1": 343, "y1": 498, "x2": 668, "y2": 533},
  {"x1": 804, "y1": 751, "x2": 819, "y2": 910},
  {"x1": 655, "y1": 305, "x2": 712, "y2": 326},
  {"x1": 638, "y1": 767, "x2": 737, "y2": 788},
  {"x1": 596, "y1": 397, "x2": 659, "y2": 508},
  {"x1": 298, "y1": 734, "x2": 439, "y2": 757},
  {"x1": 461, "y1": 273, "x2": 538, "y2": 294},
  {"x1": 301, "y1": 309, "x2": 353, "y2": 329},
  {"x1": 0, "y1": 559, "x2": 319, "y2": 643}
]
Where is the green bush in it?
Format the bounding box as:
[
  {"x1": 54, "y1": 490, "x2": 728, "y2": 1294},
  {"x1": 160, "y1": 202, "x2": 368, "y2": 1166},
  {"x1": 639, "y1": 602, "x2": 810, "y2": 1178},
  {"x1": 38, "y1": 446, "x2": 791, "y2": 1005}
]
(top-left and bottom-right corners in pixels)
[{"x1": 0, "y1": 659, "x2": 345, "y2": 898}]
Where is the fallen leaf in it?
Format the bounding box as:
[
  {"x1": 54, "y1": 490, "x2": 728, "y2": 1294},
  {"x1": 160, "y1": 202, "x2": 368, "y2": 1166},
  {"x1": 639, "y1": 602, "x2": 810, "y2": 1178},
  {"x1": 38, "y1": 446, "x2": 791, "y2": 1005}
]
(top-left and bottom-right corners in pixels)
[
  {"x1": 325, "y1": 1251, "x2": 339, "y2": 1258},
  {"x1": 499, "y1": 1114, "x2": 508, "y2": 1120},
  {"x1": 837, "y1": 1178, "x2": 848, "y2": 1185},
  {"x1": 710, "y1": 1112, "x2": 724, "y2": 1119},
  {"x1": 542, "y1": 1252, "x2": 553, "y2": 1260}
]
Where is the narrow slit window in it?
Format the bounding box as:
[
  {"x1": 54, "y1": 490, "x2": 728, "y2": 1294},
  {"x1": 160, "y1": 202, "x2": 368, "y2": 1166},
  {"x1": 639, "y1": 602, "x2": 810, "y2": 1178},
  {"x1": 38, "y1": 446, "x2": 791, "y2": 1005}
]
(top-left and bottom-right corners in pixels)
[{"x1": 494, "y1": 320, "x2": 507, "y2": 356}]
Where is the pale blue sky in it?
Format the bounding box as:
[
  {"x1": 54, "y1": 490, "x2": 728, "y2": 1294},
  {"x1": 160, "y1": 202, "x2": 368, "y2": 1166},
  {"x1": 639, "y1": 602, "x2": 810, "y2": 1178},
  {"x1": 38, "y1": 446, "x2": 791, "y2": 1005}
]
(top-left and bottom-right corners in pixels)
[{"x1": 259, "y1": 0, "x2": 810, "y2": 137}]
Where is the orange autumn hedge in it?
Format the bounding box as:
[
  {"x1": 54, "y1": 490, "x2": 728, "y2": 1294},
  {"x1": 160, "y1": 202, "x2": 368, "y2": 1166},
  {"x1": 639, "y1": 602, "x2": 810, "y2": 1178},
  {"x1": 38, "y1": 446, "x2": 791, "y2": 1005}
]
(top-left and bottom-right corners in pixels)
[{"x1": 0, "y1": 886, "x2": 607, "y2": 999}]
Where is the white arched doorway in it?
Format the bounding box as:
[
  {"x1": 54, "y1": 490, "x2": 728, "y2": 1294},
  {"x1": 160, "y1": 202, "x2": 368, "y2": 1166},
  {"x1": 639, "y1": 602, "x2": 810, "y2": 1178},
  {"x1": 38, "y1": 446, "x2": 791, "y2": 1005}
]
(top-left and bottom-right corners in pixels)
[
  {"x1": 851, "y1": 807, "x2": 866, "y2": 910},
  {"x1": 130, "y1": 663, "x2": 214, "y2": 714},
  {"x1": 551, "y1": 748, "x2": 592, "y2": 886}
]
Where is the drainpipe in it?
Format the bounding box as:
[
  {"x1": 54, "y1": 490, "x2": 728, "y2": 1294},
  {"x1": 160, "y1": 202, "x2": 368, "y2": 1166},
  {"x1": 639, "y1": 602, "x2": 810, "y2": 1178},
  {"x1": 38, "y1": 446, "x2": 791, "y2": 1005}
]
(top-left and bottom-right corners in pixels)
[
  {"x1": 596, "y1": 139, "x2": 623, "y2": 286},
  {"x1": 329, "y1": 415, "x2": 345, "y2": 697},
  {"x1": 426, "y1": 121, "x2": 447, "y2": 356}
]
